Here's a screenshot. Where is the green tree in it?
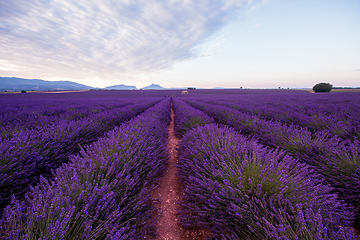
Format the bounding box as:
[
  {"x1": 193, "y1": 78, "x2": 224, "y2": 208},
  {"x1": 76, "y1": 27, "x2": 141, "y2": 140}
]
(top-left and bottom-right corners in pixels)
[
  {"x1": 21, "y1": 90, "x2": 26, "y2": 93},
  {"x1": 312, "y1": 83, "x2": 332, "y2": 92}
]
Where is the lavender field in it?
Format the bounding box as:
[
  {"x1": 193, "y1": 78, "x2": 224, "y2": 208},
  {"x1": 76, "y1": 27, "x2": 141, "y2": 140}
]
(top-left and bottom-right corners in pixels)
[{"x1": 0, "y1": 89, "x2": 359, "y2": 239}]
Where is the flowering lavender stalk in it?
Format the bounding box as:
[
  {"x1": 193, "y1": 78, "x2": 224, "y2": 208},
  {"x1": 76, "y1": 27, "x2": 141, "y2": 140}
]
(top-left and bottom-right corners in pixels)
[
  {"x1": 177, "y1": 124, "x2": 356, "y2": 239},
  {"x1": 0, "y1": 98, "x2": 171, "y2": 239}
]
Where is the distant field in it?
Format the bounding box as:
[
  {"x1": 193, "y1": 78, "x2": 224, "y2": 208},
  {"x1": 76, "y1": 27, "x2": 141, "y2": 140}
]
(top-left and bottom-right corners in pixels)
[
  {"x1": 1, "y1": 89, "x2": 359, "y2": 239},
  {"x1": 296, "y1": 88, "x2": 360, "y2": 93},
  {"x1": 0, "y1": 90, "x2": 90, "y2": 94},
  {"x1": 331, "y1": 88, "x2": 360, "y2": 92}
]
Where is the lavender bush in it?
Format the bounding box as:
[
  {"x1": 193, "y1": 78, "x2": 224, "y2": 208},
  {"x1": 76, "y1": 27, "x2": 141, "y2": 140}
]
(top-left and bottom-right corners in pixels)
[
  {"x1": 172, "y1": 98, "x2": 214, "y2": 137},
  {"x1": 184, "y1": 91, "x2": 360, "y2": 140},
  {"x1": 0, "y1": 98, "x2": 171, "y2": 239},
  {"x1": 184, "y1": 99, "x2": 360, "y2": 226},
  {"x1": 177, "y1": 124, "x2": 356, "y2": 239},
  {"x1": 0, "y1": 97, "x2": 145, "y2": 139},
  {"x1": 210, "y1": 98, "x2": 356, "y2": 139},
  {"x1": 0, "y1": 99, "x2": 161, "y2": 214}
]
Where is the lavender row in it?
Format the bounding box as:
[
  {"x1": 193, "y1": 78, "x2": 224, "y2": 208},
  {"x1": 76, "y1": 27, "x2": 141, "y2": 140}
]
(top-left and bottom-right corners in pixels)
[
  {"x1": 0, "y1": 89, "x2": 171, "y2": 135},
  {"x1": 0, "y1": 99, "x2": 161, "y2": 213},
  {"x1": 0, "y1": 98, "x2": 171, "y2": 239},
  {"x1": 197, "y1": 96, "x2": 360, "y2": 139},
  {"x1": 182, "y1": 91, "x2": 360, "y2": 129},
  {"x1": 172, "y1": 98, "x2": 214, "y2": 137},
  {"x1": 183, "y1": 99, "x2": 360, "y2": 228},
  {"x1": 0, "y1": 99, "x2": 139, "y2": 139},
  {"x1": 177, "y1": 124, "x2": 357, "y2": 239}
]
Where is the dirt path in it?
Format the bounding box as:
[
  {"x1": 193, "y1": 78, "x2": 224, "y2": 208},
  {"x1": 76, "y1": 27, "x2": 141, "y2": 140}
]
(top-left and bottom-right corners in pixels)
[{"x1": 151, "y1": 104, "x2": 209, "y2": 240}]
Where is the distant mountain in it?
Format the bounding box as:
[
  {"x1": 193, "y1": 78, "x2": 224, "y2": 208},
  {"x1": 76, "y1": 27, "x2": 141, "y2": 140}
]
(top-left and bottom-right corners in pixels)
[
  {"x1": 105, "y1": 84, "x2": 137, "y2": 90},
  {"x1": 0, "y1": 77, "x2": 93, "y2": 91},
  {"x1": 142, "y1": 84, "x2": 164, "y2": 90}
]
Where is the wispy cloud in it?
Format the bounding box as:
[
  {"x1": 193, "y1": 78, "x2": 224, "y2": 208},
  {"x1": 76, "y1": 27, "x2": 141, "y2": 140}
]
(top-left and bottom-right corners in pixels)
[
  {"x1": 248, "y1": 0, "x2": 270, "y2": 12},
  {"x1": 0, "y1": 0, "x2": 252, "y2": 82}
]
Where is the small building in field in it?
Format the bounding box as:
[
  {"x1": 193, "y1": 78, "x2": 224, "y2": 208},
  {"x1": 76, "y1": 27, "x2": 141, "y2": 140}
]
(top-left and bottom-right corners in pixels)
[{"x1": 182, "y1": 90, "x2": 188, "y2": 94}]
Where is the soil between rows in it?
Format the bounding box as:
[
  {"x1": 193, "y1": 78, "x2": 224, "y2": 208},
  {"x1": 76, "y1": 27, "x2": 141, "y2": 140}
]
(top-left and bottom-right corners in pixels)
[{"x1": 150, "y1": 105, "x2": 209, "y2": 239}]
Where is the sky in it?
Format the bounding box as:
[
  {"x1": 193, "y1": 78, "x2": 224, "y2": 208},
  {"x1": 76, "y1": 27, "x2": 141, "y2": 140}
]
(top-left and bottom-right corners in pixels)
[{"x1": 0, "y1": 0, "x2": 359, "y2": 89}]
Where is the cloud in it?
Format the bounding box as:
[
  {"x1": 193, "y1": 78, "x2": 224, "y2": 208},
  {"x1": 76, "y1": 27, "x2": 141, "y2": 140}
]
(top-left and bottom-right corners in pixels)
[
  {"x1": 248, "y1": 0, "x2": 270, "y2": 12},
  {"x1": 0, "y1": 0, "x2": 252, "y2": 82}
]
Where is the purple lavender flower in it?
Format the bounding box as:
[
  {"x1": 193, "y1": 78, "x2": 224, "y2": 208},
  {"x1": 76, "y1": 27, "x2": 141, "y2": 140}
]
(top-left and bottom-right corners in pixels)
[
  {"x1": 1, "y1": 98, "x2": 171, "y2": 239},
  {"x1": 177, "y1": 124, "x2": 355, "y2": 238}
]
